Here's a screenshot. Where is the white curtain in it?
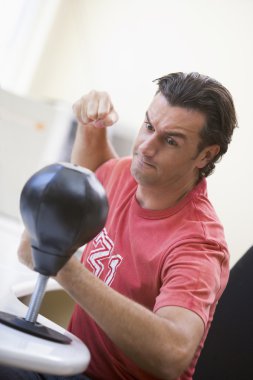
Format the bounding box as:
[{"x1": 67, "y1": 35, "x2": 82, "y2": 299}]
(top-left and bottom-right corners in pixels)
[{"x1": 0, "y1": 0, "x2": 60, "y2": 95}]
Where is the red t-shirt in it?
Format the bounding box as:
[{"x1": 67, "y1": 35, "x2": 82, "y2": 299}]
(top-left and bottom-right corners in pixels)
[{"x1": 68, "y1": 157, "x2": 229, "y2": 380}]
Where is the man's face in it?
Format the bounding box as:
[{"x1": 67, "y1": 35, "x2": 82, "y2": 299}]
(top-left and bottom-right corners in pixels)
[{"x1": 131, "y1": 93, "x2": 207, "y2": 192}]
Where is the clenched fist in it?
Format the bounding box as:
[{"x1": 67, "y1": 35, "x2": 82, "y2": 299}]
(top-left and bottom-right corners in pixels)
[
  {"x1": 17, "y1": 229, "x2": 33, "y2": 271},
  {"x1": 73, "y1": 90, "x2": 118, "y2": 128}
]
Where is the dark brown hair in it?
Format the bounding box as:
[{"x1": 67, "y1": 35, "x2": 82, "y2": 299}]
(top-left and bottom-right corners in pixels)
[{"x1": 155, "y1": 72, "x2": 238, "y2": 177}]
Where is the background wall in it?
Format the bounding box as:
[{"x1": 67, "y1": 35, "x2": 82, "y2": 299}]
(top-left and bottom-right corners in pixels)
[{"x1": 2, "y1": 0, "x2": 253, "y2": 267}]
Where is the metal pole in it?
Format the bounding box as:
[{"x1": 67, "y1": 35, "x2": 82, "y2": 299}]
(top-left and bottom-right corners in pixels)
[{"x1": 25, "y1": 274, "x2": 49, "y2": 323}]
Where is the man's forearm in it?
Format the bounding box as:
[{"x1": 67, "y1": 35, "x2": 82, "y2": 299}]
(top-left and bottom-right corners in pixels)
[
  {"x1": 71, "y1": 90, "x2": 119, "y2": 171},
  {"x1": 57, "y1": 258, "x2": 202, "y2": 380},
  {"x1": 71, "y1": 123, "x2": 118, "y2": 171}
]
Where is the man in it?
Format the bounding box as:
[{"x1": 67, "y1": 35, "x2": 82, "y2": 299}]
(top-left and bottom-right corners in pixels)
[{"x1": 1, "y1": 72, "x2": 237, "y2": 380}]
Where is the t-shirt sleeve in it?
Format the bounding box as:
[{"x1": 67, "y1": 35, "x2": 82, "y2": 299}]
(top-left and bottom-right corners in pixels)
[
  {"x1": 95, "y1": 158, "x2": 119, "y2": 185},
  {"x1": 154, "y1": 240, "x2": 229, "y2": 327}
]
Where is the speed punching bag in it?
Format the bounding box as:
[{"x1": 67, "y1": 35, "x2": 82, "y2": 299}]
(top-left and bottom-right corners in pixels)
[
  {"x1": 0, "y1": 163, "x2": 108, "y2": 344},
  {"x1": 20, "y1": 162, "x2": 108, "y2": 276}
]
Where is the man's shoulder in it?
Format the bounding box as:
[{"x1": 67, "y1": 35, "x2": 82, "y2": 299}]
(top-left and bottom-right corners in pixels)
[
  {"x1": 112, "y1": 156, "x2": 132, "y2": 169},
  {"x1": 96, "y1": 156, "x2": 132, "y2": 177},
  {"x1": 95, "y1": 156, "x2": 134, "y2": 188}
]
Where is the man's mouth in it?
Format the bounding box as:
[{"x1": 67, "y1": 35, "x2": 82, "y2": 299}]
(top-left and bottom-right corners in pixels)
[{"x1": 135, "y1": 154, "x2": 156, "y2": 169}]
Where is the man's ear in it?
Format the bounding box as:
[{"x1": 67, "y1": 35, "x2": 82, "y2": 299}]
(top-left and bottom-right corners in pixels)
[{"x1": 196, "y1": 145, "x2": 220, "y2": 169}]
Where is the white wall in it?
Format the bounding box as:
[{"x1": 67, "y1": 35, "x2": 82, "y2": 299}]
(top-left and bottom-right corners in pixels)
[{"x1": 6, "y1": 0, "x2": 253, "y2": 266}]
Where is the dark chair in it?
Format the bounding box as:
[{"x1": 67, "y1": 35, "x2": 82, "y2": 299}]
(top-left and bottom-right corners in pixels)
[{"x1": 194, "y1": 246, "x2": 253, "y2": 380}]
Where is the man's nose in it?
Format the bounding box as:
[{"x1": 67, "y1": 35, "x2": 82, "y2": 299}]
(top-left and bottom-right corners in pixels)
[{"x1": 139, "y1": 134, "x2": 159, "y2": 157}]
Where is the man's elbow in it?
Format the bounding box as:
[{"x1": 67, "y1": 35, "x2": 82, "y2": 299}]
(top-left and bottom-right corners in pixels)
[{"x1": 154, "y1": 344, "x2": 194, "y2": 380}]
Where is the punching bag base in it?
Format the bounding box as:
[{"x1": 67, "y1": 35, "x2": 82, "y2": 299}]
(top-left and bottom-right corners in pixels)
[{"x1": 0, "y1": 311, "x2": 71, "y2": 344}]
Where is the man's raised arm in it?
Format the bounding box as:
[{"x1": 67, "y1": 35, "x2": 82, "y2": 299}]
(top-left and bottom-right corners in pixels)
[{"x1": 71, "y1": 90, "x2": 119, "y2": 171}]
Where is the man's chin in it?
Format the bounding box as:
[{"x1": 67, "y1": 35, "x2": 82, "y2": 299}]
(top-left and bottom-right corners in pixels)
[{"x1": 131, "y1": 164, "x2": 155, "y2": 186}]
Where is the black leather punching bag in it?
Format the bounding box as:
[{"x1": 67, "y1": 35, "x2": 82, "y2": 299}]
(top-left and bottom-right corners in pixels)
[
  {"x1": 0, "y1": 162, "x2": 108, "y2": 344},
  {"x1": 20, "y1": 162, "x2": 109, "y2": 276}
]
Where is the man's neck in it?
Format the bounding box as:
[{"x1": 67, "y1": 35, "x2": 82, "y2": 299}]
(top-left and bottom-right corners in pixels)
[{"x1": 135, "y1": 179, "x2": 198, "y2": 210}]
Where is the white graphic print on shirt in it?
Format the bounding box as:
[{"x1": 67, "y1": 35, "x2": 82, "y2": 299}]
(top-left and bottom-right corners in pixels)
[{"x1": 87, "y1": 228, "x2": 123, "y2": 286}]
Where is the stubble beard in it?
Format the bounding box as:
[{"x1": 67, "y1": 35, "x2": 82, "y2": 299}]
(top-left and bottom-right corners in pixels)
[{"x1": 130, "y1": 154, "x2": 158, "y2": 187}]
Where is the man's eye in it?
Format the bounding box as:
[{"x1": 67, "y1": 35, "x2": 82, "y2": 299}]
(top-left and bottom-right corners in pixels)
[
  {"x1": 166, "y1": 137, "x2": 177, "y2": 146},
  {"x1": 144, "y1": 122, "x2": 154, "y2": 131}
]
